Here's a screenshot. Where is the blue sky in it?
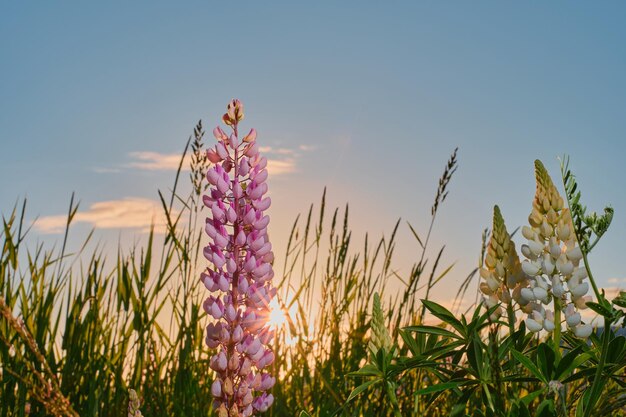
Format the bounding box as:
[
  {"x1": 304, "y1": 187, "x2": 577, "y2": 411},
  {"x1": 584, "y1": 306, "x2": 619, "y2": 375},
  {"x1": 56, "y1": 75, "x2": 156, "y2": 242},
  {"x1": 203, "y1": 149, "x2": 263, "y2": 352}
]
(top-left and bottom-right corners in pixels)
[{"x1": 1, "y1": 2, "x2": 626, "y2": 304}]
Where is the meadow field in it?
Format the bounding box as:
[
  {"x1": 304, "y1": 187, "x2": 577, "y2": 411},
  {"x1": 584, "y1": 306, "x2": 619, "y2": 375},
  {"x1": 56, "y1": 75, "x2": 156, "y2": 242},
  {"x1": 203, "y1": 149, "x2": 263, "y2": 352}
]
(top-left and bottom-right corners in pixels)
[{"x1": 1, "y1": 99, "x2": 625, "y2": 417}]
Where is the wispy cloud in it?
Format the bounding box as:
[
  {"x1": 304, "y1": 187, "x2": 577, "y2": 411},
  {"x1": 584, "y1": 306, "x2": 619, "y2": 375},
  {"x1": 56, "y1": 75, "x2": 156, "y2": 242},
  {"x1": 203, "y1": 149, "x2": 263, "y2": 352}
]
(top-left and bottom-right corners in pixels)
[
  {"x1": 120, "y1": 144, "x2": 315, "y2": 176},
  {"x1": 259, "y1": 146, "x2": 295, "y2": 156},
  {"x1": 607, "y1": 277, "x2": 626, "y2": 284},
  {"x1": 127, "y1": 152, "x2": 190, "y2": 171},
  {"x1": 266, "y1": 158, "x2": 296, "y2": 175},
  {"x1": 35, "y1": 198, "x2": 171, "y2": 234},
  {"x1": 91, "y1": 144, "x2": 315, "y2": 176}
]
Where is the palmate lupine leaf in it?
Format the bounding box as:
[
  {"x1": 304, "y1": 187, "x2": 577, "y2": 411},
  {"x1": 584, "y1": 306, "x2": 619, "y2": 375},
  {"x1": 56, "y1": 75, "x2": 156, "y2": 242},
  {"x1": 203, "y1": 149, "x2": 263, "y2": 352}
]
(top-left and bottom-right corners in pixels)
[{"x1": 560, "y1": 156, "x2": 613, "y2": 253}]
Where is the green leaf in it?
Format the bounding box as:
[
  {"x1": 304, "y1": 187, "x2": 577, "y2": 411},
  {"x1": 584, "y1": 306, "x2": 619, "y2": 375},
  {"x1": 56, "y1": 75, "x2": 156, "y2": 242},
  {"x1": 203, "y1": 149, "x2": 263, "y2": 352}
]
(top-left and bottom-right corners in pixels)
[
  {"x1": 556, "y1": 346, "x2": 590, "y2": 379},
  {"x1": 346, "y1": 378, "x2": 381, "y2": 402},
  {"x1": 536, "y1": 399, "x2": 555, "y2": 417},
  {"x1": 607, "y1": 334, "x2": 626, "y2": 364},
  {"x1": 348, "y1": 363, "x2": 382, "y2": 378},
  {"x1": 421, "y1": 299, "x2": 466, "y2": 336},
  {"x1": 586, "y1": 301, "x2": 614, "y2": 318},
  {"x1": 466, "y1": 337, "x2": 485, "y2": 378},
  {"x1": 299, "y1": 412, "x2": 312, "y2": 417},
  {"x1": 520, "y1": 388, "x2": 545, "y2": 406},
  {"x1": 613, "y1": 291, "x2": 626, "y2": 308},
  {"x1": 415, "y1": 381, "x2": 462, "y2": 395},
  {"x1": 511, "y1": 349, "x2": 547, "y2": 383},
  {"x1": 403, "y1": 325, "x2": 462, "y2": 340},
  {"x1": 537, "y1": 343, "x2": 555, "y2": 380}
]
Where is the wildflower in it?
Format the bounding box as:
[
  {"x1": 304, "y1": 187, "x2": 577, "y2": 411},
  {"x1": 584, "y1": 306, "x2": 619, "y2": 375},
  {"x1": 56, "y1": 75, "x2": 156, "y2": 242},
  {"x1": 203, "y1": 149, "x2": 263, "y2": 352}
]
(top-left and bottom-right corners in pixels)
[
  {"x1": 521, "y1": 161, "x2": 591, "y2": 338},
  {"x1": 128, "y1": 389, "x2": 142, "y2": 417},
  {"x1": 548, "y1": 380, "x2": 563, "y2": 395},
  {"x1": 479, "y1": 206, "x2": 528, "y2": 321},
  {"x1": 203, "y1": 99, "x2": 276, "y2": 416}
]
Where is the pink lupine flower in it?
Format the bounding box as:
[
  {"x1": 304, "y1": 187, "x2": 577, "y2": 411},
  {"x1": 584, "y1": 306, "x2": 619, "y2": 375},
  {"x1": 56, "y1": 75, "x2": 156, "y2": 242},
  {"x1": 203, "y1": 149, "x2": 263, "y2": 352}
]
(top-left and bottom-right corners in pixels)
[{"x1": 203, "y1": 99, "x2": 276, "y2": 416}]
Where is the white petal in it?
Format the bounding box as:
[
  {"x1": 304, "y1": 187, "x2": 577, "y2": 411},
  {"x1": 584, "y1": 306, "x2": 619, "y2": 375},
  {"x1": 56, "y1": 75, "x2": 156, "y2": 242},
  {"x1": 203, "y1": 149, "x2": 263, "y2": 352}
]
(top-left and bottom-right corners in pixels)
[
  {"x1": 566, "y1": 247, "x2": 583, "y2": 262},
  {"x1": 574, "y1": 324, "x2": 593, "y2": 338},
  {"x1": 559, "y1": 261, "x2": 574, "y2": 276},
  {"x1": 521, "y1": 288, "x2": 535, "y2": 302},
  {"x1": 526, "y1": 318, "x2": 543, "y2": 333},
  {"x1": 522, "y1": 226, "x2": 536, "y2": 240},
  {"x1": 570, "y1": 282, "x2": 589, "y2": 298},
  {"x1": 543, "y1": 319, "x2": 555, "y2": 332},
  {"x1": 522, "y1": 261, "x2": 540, "y2": 277},
  {"x1": 528, "y1": 240, "x2": 545, "y2": 257},
  {"x1": 566, "y1": 312, "x2": 581, "y2": 327},
  {"x1": 533, "y1": 287, "x2": 549, "y2": 302}
]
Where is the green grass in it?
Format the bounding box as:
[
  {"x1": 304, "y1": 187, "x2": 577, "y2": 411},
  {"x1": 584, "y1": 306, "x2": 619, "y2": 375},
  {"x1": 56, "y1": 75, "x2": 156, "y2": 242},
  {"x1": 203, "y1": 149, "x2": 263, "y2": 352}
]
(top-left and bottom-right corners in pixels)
[{"x1": 1, "y1": 124, "x2": 625, "y2": 417}]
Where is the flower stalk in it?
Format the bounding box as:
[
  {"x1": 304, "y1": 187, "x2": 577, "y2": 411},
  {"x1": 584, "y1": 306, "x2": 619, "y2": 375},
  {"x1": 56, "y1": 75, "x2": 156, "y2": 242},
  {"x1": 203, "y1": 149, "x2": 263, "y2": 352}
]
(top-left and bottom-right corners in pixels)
[
  {"x1": 203, "y1": 99, "x2": 276, "y2": 417},
  {"x1": 520, "y1": 161, "x2": 593, "y2": 339}
]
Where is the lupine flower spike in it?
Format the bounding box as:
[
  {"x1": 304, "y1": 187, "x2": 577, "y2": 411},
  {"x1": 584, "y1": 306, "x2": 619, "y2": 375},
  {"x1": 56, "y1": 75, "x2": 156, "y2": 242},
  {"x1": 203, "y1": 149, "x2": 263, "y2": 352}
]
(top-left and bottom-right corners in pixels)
[
  {"x1": 128, "y1": 390, "x2": 142, "y2": 417},
  {"x1": 520, "y1": 160, "x2": 592, "y2": 338},
  {"x1": 480, "y1": 205, "x2": 528, "y2": 321},
  {"x1": 203, "y1": 99, "x2": 276, "y2": 417}
]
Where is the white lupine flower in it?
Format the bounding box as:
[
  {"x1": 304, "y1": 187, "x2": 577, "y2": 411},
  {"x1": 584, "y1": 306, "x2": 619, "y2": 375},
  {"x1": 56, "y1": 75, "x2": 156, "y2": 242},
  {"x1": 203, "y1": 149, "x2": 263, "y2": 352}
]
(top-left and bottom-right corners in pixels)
[
  {"x1": 522, "y1": 226, "x2": 535, "y2": 240},
  {"x1": 574, "y1": 295, "x2": 592, "y2": 310},
  {"x1": 542, "y1": 255, "x2": 555, "y2": 275},
  {"x1": 566, "y1": 312, "x2": 581, "y2": 327},
  {"x1": 479, "y1": 206, "x2": 531, "y2": 323},
  {"x1": 567, "y1": 246, "x2": 583, "y2": 262},
  {"x1": 543, "y1": 319, "x2": 555, "y2": 332},
  {"x1": 574, "y1": 324, "x2": 593, "y2": 338},
  {"x1": 556, "y1": 255, "x2": 574, "y2": 276},
  {"x1": 572, "y1": 267, "x2": 588, "y2": 280},
  {"x1": 557, "y1": 224, "x2": 571, "y2": 240},
  {"x1": 484, "y1": 295, "x2": 499, "y2": 308},
  {"x1": 528, "y1": 240, "x2": 545, "y2": 257},
  {"x1": 486, "y1": 276, "x2": 500, "y2": 293},
  {"x1": 535, "y1": 276, "x2": 549, "y2": 290},
  {"x1": 549, "y1": 241, "x2": 562, "y2": 259},
  {"x1": 518, "y1": 160, "x2": 593, "y2": 338},
  {"x1": 551, "y1": 276, "x2": 565, "y2": 297},
  {"x1": 540, "y1": 221, "x2": 553, "y2": 238},
  {"x1": 533, "y1": 287, "x2": 549, "y2": 303},
  {"x1": 522, "y1": 261, "x2": 541, "y2": 277},
  {"x1": 543, "y1": 310, "x2": 555, "y2": 332},
  {"x1": 570, "y1": 282, "x2": 589, "y2": 298},
  {"x1": 526, "y1": 318, "x2": 543, "y2": 332},
  {"x1": 520, "y1": 288, "x2": 535, "y2": 303}
]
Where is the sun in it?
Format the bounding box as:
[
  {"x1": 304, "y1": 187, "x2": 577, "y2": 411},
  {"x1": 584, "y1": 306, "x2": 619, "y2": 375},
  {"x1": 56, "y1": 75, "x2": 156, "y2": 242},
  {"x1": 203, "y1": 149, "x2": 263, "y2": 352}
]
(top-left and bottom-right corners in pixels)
[{"x1": 268, "y1": 298, "x2": 287, "y2": 328}]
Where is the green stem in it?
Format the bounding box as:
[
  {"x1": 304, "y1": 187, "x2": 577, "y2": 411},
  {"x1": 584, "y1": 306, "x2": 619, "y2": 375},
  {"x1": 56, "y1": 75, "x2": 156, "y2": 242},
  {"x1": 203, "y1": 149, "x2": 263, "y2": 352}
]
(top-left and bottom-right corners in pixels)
[
  {"x1": 582, "y1": 318, "x2": 611, "y2": 417},
  {"x1": 580, "y1": 245, "x2": 610, "y2": 417},
  {"x1": 385, "y1": 381, "x2": 403, "y2": 417},
  {"x1": 553, "y1": 297, "x2": 562, "y2": 360},
  {"x1": 413, "y1": 369, "x2": 421, "y2": 416},
  {"x1": 507, "y1": 303, "x2": 515, "y2": 337},
  {"x1": 581, "y1": 252, "x2": 602, "y2": 304}
]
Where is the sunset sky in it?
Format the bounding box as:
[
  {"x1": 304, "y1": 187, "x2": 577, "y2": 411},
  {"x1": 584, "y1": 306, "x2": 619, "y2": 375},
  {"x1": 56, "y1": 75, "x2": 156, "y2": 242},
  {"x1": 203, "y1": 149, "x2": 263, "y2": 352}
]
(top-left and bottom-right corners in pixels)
[{"x1": 2, "y1": 2, "x2": 626, "y2": 305}]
